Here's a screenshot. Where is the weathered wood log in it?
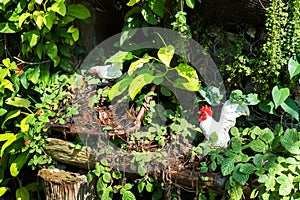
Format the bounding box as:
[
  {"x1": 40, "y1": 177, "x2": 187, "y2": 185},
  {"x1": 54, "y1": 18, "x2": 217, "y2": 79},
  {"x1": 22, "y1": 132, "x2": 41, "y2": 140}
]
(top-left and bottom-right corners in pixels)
[
  {"x1": 38, "y1": 168, "x2": 97, "y2": 200},
  {"x1": 44, "y1": 138, "x2": 228, "y2": 193}
]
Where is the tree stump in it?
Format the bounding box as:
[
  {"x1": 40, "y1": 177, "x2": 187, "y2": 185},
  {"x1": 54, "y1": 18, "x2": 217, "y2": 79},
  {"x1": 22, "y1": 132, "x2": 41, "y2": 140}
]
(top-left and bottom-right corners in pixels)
[{"x1": 38, "y1": 168, "x2": 97, "y2": 200}]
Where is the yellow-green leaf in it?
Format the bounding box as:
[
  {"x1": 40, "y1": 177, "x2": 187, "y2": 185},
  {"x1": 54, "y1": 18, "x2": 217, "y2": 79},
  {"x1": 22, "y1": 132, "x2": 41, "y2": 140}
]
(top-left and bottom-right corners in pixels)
[
  {"x1": 48, "y1": 2, "x2": 66, "y2": 16},
  {"x1": 128, "y1": 55, "x2": 152, "y2": 75},
  {"x1": 5, "y1": 97, "x2": 31, "y2": 108},
  {"x1": 10, "y1": 153, "x2": 28, "y2": 177},
  {"x1": 129, "y1": 74, "x2": 154, "y2": 99},
  {"x1": 16, "y1": 187, "x2": 29, "y2": 200},
  {"x1": 1, "y1": 79, "x2": 14, "y2": 92},
  {"x1": 0, "y1": 187, "x2": 9, "y2": 197},
  {"x1": 127, "y1": 0, "x2": 141, "y2": 6},
  {"x1": 18, "y1": 13, "x2": 31, "y2": 28},
  {"x1": 0, "y1": 133, "x2": 14, "y2": 142},
  {"x1": 157, "y1": 45, "x2": 174, "y2": 67},
  {"x1": 1, "y1": 110, "x2": 21, "y2": 129},
  {"x1": 174, "y1": 63, "x2": 200, "y2": 91},
  {"x1": 20, "y1": 114, "x2": 34, "y2": 132},
  {"x1": 108, "y1": 77, "x2": 132, "y2": 100}
]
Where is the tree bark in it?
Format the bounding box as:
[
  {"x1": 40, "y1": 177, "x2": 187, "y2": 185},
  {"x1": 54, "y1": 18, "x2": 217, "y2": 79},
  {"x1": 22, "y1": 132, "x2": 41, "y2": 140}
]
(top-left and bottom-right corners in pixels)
[{"x1": 38, "y1": 168, "x2": 97, "y2": 200}]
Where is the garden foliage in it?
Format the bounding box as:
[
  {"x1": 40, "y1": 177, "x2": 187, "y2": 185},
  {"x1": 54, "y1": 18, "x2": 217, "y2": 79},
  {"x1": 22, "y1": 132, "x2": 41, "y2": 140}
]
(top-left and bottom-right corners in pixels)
[{"x1": 0, "y1": 0, "x2": 300, "y2": 199}]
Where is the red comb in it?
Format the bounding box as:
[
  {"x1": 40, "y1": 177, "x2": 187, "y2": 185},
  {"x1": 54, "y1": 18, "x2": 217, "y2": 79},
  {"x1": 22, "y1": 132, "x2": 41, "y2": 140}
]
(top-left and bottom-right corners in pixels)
[{"x1": 199, "y1": 105, "x2": 212, "y2": 122}]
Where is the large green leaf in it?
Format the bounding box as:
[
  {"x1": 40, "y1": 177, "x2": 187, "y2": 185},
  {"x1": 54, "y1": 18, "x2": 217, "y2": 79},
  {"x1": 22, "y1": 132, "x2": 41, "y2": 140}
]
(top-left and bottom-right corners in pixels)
[
  {"x1": 23, "y1": 30, "x2": 40, "y2": 48},
  {"x1": 288, "y1": 56, "x2": 300, "y2": 79},
  {"x1": 174, "y1": 63, "x2": 200, "y2": 91},
  {"x1": 5, "y1": 97, "x2": 31, "y2": 108},
  {"x1": 0, "y1": 133, "x2": 14, "y2": 142},
  {"x1": 128, "y1": 55, "x2": 152, "y2": 75},
  {"x1": 0, "y1": 22, "x2": 19, "y2": 33},
  {"x1": 10, "y1": 152, "x2": 28, "y2": 177},
  {"x1": 108, "y1": 77, "x2": 132, "y2": 100},
  {"x1": 128, "y1": 74, "x2": 154, "y2": 100},
  {"x1": 27, "y1": 67, "x2": 40, "y2": 84},
  {"x1": 280, "y1": 129, "x2": 300, "y2": 154},
  {"x1": 20, "y1": 114, "x2": 34, "y2": 132},
  {"x1": 221, "y1": 158, "x2": 235, "y2": 176},
  {"x1": 1, "y1": 110, "x2": 21, "y2": 129},
  {"x1": 48, "y1": 1, "x2": 66, "y2": 16},
  {"x1": 68, "y1": 4, "x2": 91, "y2": 19},
  {"x1": 259, "y1": 100, "x2": 276, "y2": 115},
  {"x1": 233, "y1": 169, "x2": 249, "y2": 185},
  {"x1": 43, "y1": 11, "x2": 56, "y2": 30},
  {"x1": 148, "y1": 0, "x2": 164, "y2": 17},
  {"x1": 44, "y1": 41, "x2": 58, "y2": 60},
  {"x1": 280, "y1": 98, "x2": 299, "y2": 121},
  {"x1": 272, "y1": 86, "x2": 289, "y2": 108},
  {"x1": 157, "y1": 45, "x2": 174, "y2": 67},
  {"x1": 0, "y1": 187, "x2": 9, "y2": 197},
  {"x1": 249, "y1": 139, "x2": 267, "y2": 153},
  {"x1": 0, "y1": 79, "x2": 14, "y2": 92},
  {"x1": 105, "y1": 51, "x2": 129, "y2": 64},
  {"x1": 16, "y1": 187, "x2": 30, "y2": 200},
  {"x1": 19, "y1": 13, "x2": 31, "y2": 27},
  {"x1": 141, "y1": 6, "x2": 158, "y2": 25}
]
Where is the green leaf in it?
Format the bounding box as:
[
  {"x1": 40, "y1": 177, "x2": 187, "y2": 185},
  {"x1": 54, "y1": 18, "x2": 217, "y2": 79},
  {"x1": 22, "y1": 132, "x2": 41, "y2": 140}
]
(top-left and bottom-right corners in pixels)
[
  {"x1": 233, "y1": 169, "x2": 249, "y2": 185},
  {"x1": 128, "y1": 74, "x2": 154, "y2": 100},
  {"x1": 122, "y1": 190, "x2": 136, "y2": 200},
  {"x1": 19, "y1": 13, "x2": 31, "y2": 27},
  {"x1": 244, "y1": 93, "x2": 260, "y2": 105},
  {"x1": 0, "y1": 133, "x2": 14, "y2": 142},
  {"x1": 281, "y1": 98, "x2": 299, "y2": 121},
  {"x1": 148, "y1": 0, "x2": 164, "y2": 17},
  {"x1": 174, "y1": 63, "x2": 200, "y2": 91},
  {"x1": 141, "y1": 6, "x2": 158, "y2": 25},
  {"x1": 10, "y1": 152, "x2": 28, "y2": 177},
  {"x1": 185, "y1": 0, "x2": 195, "y2": 9},
  {"x1": 157, "y1": 45, "x2": 174, "y2": 67},
  {"x1": 16, "y1": 187, "x2": 29, "y2": 200},
  {"x1": 102, "y1": 172, "x2": 111, "y2": 183},
  {"x1": 68, "y1": 4, "x2": 91, "y2": 19},
  {"x1": 48, "y1": 1, "x2": 66, "y2": 16},
  {"x1": 20, "y1": 114, "x2": 34, "y2": 132},
  {"x1": 105, "y1": 51, "x2": 129, "y2": 64},
  {"x1": 146, "y1": 182, "x2": 153, "y2": 192},
  {"x1": 108, "y1": 77, "x2": 132, "y2": 100},
  {"x1": 288, "y1": 56, "x2": 300, "y2": 79},
  {"x1": 0, "y1": 22, "x2": 19, "y2": 33},
  {"x1": 221, "y1": 158, "x2": 235, "y2": 176},
  {"x1": 0, "y1": 108, "x2": 7, "y2": 116},
  {"x1": 272, "y1": 86, "x2": 290, "y2": 108},
  {"x1": 137, "y1": 181, "x2": 145, "y2": 193},
  {"x1": 44, "y1": 41, "x2": 58, "y2": 60},
  {"x1": 128, "y1": 55, "x2": 151, "y2": 75},
  {"x1": 239, "y1": 163, "x2": 256, "y2": 175},
  {"x1": 1, "y1": 110, "x2": 21, "y2": 129},
  {"x1": 276, "y1": 175, "x2": 293, "y2": 196},
  {"x1": 0, "y1": 187, "x2": 9, "y2": 197},
  {"x1": 249, "y1": 139, "x2": 267, "y2": 153},
  {"x1": 259, "y1": 128, "x2": 274, "y2": 144},
  {"x1": 5, "y1": 97, "x2": 31, "y2": 108},
  {"x1": 280, "y1": 129, "x2": 300, "y2": 154},
  {"x1": 127, "y1": 0, "x2": 141, "y2": 6},
  {"x1": 67, "y1": 26, "x2": 79, "y2": 41},
  {"x1": 24, "y1": 30, "x2": 40, "y2": 48},
  {"x1": 44, "y1": 11, "x2": 56, "y2": 30},
  {"x1": 1, "y1": 79, "x2": 14, "y2": 92},
  {"x1": 137, "y1": 164, "x2": 146, "y2": 176},
  {"x1": 27, "y1": 67, "x2": 40, "y2": 84},
  {"x1": 33, "y1": 11, "x2": 44, "y2": 29},
  {"x1": 259, "y1": 100, "x2": 276, "y2": 115},
  {"x1": 199, "y1": 86, "x2": 223, "y2": 106}
]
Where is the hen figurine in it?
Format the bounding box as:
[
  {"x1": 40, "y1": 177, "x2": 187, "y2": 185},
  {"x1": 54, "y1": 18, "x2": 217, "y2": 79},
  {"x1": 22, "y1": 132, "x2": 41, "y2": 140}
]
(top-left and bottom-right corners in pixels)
[{"x1": 199, "y1": 100, "x2": 249, "y2": 148}]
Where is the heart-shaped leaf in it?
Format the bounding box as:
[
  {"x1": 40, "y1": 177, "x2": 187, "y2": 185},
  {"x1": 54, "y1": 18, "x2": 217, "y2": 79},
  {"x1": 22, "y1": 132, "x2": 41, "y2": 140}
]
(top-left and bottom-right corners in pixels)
[
  {"x1": 288, "y1": 56, "x2": 300, "y2": 79},
  {"x1": 280, "y1": 98, "x2": 299, "y2": 121},
  {"x1": 157, "y1": 45, "x2": 174, "y2": 67},
  {"x1": 272, "y1": 86, "x2": 289, "y2": 108}
]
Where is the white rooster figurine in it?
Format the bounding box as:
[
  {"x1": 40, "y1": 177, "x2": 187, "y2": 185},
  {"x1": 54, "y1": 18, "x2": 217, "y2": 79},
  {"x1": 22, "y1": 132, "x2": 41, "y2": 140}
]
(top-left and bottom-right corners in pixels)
[{"x1": 199, "y1": 100, "x2": 249, "y2": 148}]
